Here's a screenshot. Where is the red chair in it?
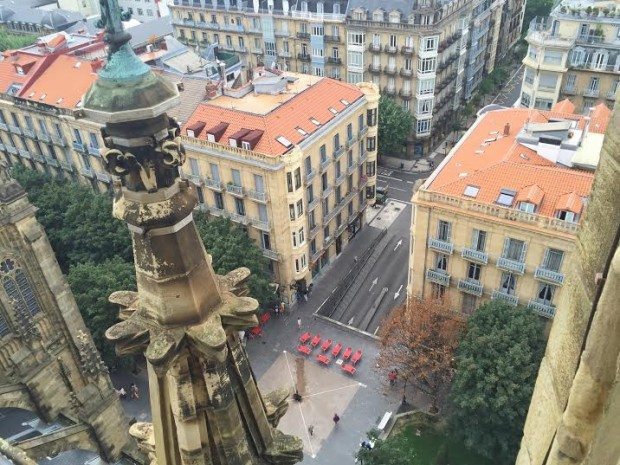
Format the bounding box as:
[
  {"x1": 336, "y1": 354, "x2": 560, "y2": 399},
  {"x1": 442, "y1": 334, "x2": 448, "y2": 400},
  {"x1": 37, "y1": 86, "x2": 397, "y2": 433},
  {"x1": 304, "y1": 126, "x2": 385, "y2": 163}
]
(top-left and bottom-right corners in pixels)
[
  {"x1": 332, "y1": 343, "x2": 343, "y2": 357},
  {"x1": 311, "y1": 334, "x2": 321, "y2": 348},
  {"x1": 259, "y1": 312, "x2": 271, "y2": 325},
  {"x1": 342, "y1": 364, "x2": 356, "y2": 375},
  {"x1": 299, "y1": 332, "x2": 312, "y2": 344},
  {"x1": 351, "y1": 350, "x2": 363, "y2": 365},
  {"x1": 297, "y1": 345, "x2": 312, "y2": 355},
  {"x1": 321, "y1": 339, "x2": 332, "y2": 352},
  {"x1": 316, "y1": 354, "x2": 330, "y2": 365},
  {"x1": 343, "y1": 347, "x2": 353, "y2": 360},
  {"x1": 249, "y1": 326, "x2": 263, "y2": 338}
]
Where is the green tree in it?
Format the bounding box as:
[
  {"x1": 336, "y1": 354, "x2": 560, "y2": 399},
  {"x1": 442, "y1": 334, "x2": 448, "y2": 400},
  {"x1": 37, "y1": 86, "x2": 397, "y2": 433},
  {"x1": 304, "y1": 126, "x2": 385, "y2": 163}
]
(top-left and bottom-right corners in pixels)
[
  {"x1": 378, "y1": 95, "x2": 413, "y2": 157},
  {"x1": 356, "y1": 430, "x2": 411, "y2": 465},
  {"x1": 11, "y1": 165, "x2": 132, "y2": 271},
  {"x1": 194, "y1": 213, "x2": 274, "y2": 308},
  {"x1": 67, "y1": 258, "x2": 136, "y2": 369},
  {"x1": 449, "y1": 301, "x2": 546, "y2": 462},
  {"x1": 523, "y1": 0, "x2": 555, "y2": 32},
  {"x1": 0, "y1": 31, "x2": 37, "y2": 52}
]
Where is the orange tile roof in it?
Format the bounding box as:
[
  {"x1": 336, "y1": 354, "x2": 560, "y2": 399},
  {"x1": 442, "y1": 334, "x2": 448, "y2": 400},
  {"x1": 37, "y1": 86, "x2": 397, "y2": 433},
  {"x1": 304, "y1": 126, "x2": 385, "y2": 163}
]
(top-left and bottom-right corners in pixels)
[
  {"x1": 0, "y1": 52, "x2": 47, "y2": 93},
  {"x1": 426, "y1": 107, "x2": 607, "y2": 219},
  {"x1": 182, "y1": 78, "x2": 365, "y2": 156},
  {"x1": 552, "y1": 98, "x2": 575, "y2": 114},
  {"x1": 21, "y1": 55, "x2": 96, "y2": 109}
]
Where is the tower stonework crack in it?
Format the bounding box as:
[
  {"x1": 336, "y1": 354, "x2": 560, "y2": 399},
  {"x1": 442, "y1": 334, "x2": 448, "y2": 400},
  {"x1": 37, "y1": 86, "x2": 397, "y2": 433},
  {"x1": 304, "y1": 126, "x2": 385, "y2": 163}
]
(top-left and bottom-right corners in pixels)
[{"x1": 85, "y1": 2, "x2": 303, "y2": 464}]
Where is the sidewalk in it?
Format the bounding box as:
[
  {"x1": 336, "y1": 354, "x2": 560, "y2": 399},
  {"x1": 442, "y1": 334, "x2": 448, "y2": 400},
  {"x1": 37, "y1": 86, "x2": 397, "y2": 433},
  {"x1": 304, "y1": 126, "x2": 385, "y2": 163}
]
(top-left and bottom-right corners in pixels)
[{"x1": 379, "y1": 131, "x2": 457, "y2": 173}]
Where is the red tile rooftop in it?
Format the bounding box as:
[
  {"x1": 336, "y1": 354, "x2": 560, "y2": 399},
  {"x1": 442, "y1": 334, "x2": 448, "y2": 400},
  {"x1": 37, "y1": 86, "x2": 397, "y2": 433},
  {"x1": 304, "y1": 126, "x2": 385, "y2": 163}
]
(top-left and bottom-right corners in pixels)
[
  {"x1": 182, "y1": 76, "x2": 365, "y2": 157},
  {"x1": 425, "y1": 105, "x2": 612, "y2": 220}
]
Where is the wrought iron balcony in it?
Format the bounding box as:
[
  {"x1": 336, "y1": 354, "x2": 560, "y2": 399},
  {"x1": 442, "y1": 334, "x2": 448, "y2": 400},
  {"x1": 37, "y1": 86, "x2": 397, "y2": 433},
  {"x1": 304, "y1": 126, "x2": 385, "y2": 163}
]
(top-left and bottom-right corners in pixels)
[
  {"x1": 0, "y1": 122, "x2": 7, "y2": 131},
  {"x1": 248, "y1": 189, "x2": 268, "y2": 203},
  {"x1": 333, "y1": 145, "x2": 344, "y2": 159},
  {"x1": 347, "y1": 163, "x2": 356, "y2": 175},
  {"x1": 204, "y1": 177, "x2": 224, "y2": 191},
  {"x1": 401, "y1": 45, "x2": 414, "y2": 56},
  {"x1": 251, "y1": 217, "x2": 270, "y2": 231},
  {"x1": 368, "y1": 64, "x2": 382, "y2": 74},
  {"x1": 229, "y1": 212, "x2": 249, "y2": 225},
  {"x1": 309, "y1": 224, "x2": 320, "y2": 239},
  {"x1": 44, "y1": 157, "x2": 58, "y2": 167},
  {"x1": 534, "y1": 267, "x2": 564, "y2": 285},
  {"x1": 384, "y1": 65, "x2": 397, "y2": 75},
  {"x1": 311, "y1": 249, "x2": 322, "y2": 263},
  {"x1": 81, "y1": 167, "x2": 94, "y2": 178},
  {"x1": 18, "y1": 148, "x2": 31, "y2": 159},
  {"x1": 59, "y1": 160, "x2": 73, "y2": 171},
  {"x1": 8, "y1": 124, "x2": 21, "y2": 135},
  {"x1": 427, "y1": 237, "x2": 454, "y2": 254},
  {"x1": 88, "y1": 145, "x2": 101, "y2": 156},
  {"x1": 345, "y1": 135, "x2": 355, "y2": 148},
  {"x1": 399, "y1": 89, "x2": 412, "y2": 99},
  {"x1": 583, "y1": 88, "x2": 600, "y2": 97},
  {"x1": 385, "y1": 45, "x2": 398, "y2": 54},
  {"x1": 496, "y1": 257, "x2": 526, "y2": 274},
  {"x1": 324, "y1": 35, "x2": 341, "y2": 43},
  {"x1": 322, "y1": 185, "x2": 333, "y2": 199},
  {"x1": 320, "y1": 157, "x2": 331, "y2": 171},
  {"x1": 426, "y1": 268, "x2": 450, "y2": 286},
  {"x1": 607, "y1": 90, "x2": 618, "y2": 100},
  {"x1": 297, "y1": 53, "x2": 311, "y2": 62},
  {"x1": 461, "y1": 248, "x2": 488, "y2": 264},
  {"x1": 296, "y1": 32, "x2": 310, "y2": 39},
  {"x1": 562, "y1": 86, "x2": 576, "y2": 95},
  {"x1": 51, "y1": 134, "x2": 66, "y2": 146},
  {"x1": 336, "y1": 223, "x2": 347, "y2": 236},
  {"x1": 335, "y1": 172, "x2": 346, "y2": 186},
  {"x1": 32, "y1": 152, "x2": 45, "y2": 163},
  {"x1": 400, "y1": 68, "x2": 413, "y2": 77},
  {"x1": 96, "y1": 171, "x2": 111, "y2": 183},
  {"x1": 6, "y1": 145, "x2": 17, "y2": 155},
  {"x1": 22, "y1": 127, "x2": 35, "y2": 138},
  {"x1": 185, "y1": 173, "x2": 202, "y2": 185},
  {"x1": 528, "y1": 299, "x2": 556, "y2": 318},
  {"x1": 358, "y1": 126, "x2": 368, "y2": 138},
  {"x1": 262, "y1": 248, "x2": 279, "y2": 261},
  {"x1": 359, "y1": 150, "x2": 368, "y2": 163},
  {"x1": 37, "y1": 132, "x2": 50, "y2": 143},
  {"x1": 326, "y1": 57, "x2": 342, "y2": 65},
  {"x1": 491, "y1": 290, "x2": 519, "y2": 306},
  {"x1": 72, "y1": 141, "x2": 86, "y2": 152},
  {"x1": 458, "y1": 279, "x2": 483, "y2": 297},
  {"x1": 383, "y1": 86, "x2": 396, "y2": 96},
  {"x1": 368, "y1": 43, "x2": 382, "y2": 52},
  {"x1": 307, "y1": 196, "x2": 319, "y2": 211},
  {"x1": 227, "y1": 184, "x2": 245, "y2": 197}
]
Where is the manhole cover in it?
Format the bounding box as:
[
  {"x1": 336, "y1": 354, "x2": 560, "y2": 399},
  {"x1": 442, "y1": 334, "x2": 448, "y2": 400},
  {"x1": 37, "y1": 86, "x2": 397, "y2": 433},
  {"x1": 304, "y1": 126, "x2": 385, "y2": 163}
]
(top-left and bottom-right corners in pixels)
[{"x1": 394, "y1": 207, "x2": 401, "y2": 211}]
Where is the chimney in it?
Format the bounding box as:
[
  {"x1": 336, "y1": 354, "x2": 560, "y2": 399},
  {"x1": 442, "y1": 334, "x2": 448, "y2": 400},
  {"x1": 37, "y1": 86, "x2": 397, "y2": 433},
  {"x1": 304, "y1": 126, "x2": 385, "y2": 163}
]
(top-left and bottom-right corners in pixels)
[
  {"x1": 90, "y1": 58, "x2": 103, "y2": 73},
  {"x1": 503, "y1": 122, "x2": 510, "y2": 136},
  {"x1": 205, "y1": 82, "x2": 219, "y2": 99}
]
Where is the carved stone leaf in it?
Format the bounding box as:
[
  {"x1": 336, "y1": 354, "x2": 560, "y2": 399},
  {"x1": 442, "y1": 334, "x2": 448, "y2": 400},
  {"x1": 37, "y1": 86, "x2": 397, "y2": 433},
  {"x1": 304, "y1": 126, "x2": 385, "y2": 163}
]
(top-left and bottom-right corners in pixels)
[{"x1": 186, "y1": 314, "x2": 227, "y2": 360}]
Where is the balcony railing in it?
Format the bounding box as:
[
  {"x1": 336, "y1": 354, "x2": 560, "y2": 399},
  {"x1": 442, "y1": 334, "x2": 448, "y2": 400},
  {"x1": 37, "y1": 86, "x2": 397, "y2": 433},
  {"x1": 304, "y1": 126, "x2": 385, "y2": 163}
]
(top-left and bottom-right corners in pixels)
[
  {"x1": 227, "y1": 184, "x2": 244, "y2": 197},
  {"x1": 583, "y1": 88, "x2": 600, "y2": 97},
  {"x1": 185, "y1": 173, "x2": 202, "y2": 185},
  {"x1": 32, "y1": 152, "x2": 45, "y2": 163},
  {"x1": 461, "y1": 248, "x2": 488, "y2": 264},
  {"x1": 458, "y1": 279, "x2": 483, "y2": 297},
  {"x1": 607, "y1": 90, "x2": 618, "y2": 100},
  {"x1": 383, "y1": 86, "x2": 396, "y2": 96},
  {"x1": 96, "y1": 171, "x2": 111, "y2": 183},
  {"x1": 400, "y1": 68, "x2": 413, "y2": 78},
  {"x1": 0, "y1": 122, "x2": 7, "y2": 131},
  {"x1": 426, "y1": 268, "x2": 450, "y2": 286},
  {"x1": 51, "y1": 134, "x2": 66, "y2": 146},
  {"x1": 335, "y1": 172, "x2": 346, "y2": 186},
  {"x1": 262, "y1": 248, "x2": 279, "y2": 261},
  {"x1": 18, "y1": 148, "x2": 31, "y2": 159},
  {"x1": 229, "y1": 212, "x2": 249, "y2": 225},
  {"x1": 496, "y1": 256, "x2": 526, "y2": 274},
  {"x1": 320, "y1": 158, "x2": 330, "y2": 171},
  {"x1": 368, "y1": 43, "x2": 382, "y2": 52},
  {"x1": 296, "y1": 32, "x2": 310, "y2": 39},
  {"x1": 562, "y1": 86, "x2": 576, "y2": 95},
  {"x1": 73, "y1": 141, "x2": 86, "y2": 152},
  {"x1": 322, "y1": 185, "x2": 333, "y2": 198},
  {"x1": 399, "y1": 89, "x2": 412, "y2": 99},
  {"x1": 309, "y1": 224, "x2": 320, "y2": 239},
  {"x1": 491, "y1": 289, "x2": 519, "y2": 306},
  {"x1": 347, "y1": 163, "x2": 356, "y2": 175},
  {"x1": 385, "y1": 45, "x2": 398, "y2": 54},
  {"x1": 307, "y1": 196, "x2": 319, "y2": 211},
  {"x1": 359, "y1": 150, "x2": 368, "y2": 163},
  {"x1": 534, "y1": 267, "x2": 564, "y2": 285},
  {"x1": 204, "y1": 178, "x2": 223, "y2": 191},
  {"x1": 297, "y1": 53, "x2": 311, "y2": 62},
  {"x1": 311, "y1": 249, "x2": 323, "y2": 263},
  {"x1": 37, "y1": 132, "x2": 50, "y2": 143},
  {"x1": 428, "y1": 237, "x2": 454, "y2": 254},
  {"x1": 333, "y1": 145, "x2": 344, "y2": 159},
  {"x1": 358, "y1": 126, "x2": 368, "y2": 138},
  {"x1": 248, "y1": 189, "x2": 268, "y2": 203},
  {"x1": 528, "y1": 299, "x2": 556, "y2": 318},
  {"x1": 59, "y1": 160, "x2": 73, "y2": 171},
  {"x1": 88, "y1": 145, "x2": 101, "y2": 156},
  {"x1": 401, "y1": 45, "x2": 414, "y2": 56},
  {"x1": 326, "y1": 57, "x2": 342, "y2": 65},
  {"x1": 44, "y1": 156, "x2": 58, "y2": 167},
  {"x1": 81, "y1": 167, "x2": 94, "y2": 178},
  {"x1": 8, "y1": 124, "x2": 21, "y2": 134},
  {"x1": 384, "y1": 65, "x2": 397, "y2": 75},
  {"x1": 324, "y1": 35, "x2": 341, "y2": 43},
  {"x1": 251, "y1": 217, "x2": 270, "y2": 231},
  {"x1": 22, "y1": 127, "x2": 35, "y2": 138},
  {"x1": 368, "y1": 64, "x2": 381, "y2": 74}
]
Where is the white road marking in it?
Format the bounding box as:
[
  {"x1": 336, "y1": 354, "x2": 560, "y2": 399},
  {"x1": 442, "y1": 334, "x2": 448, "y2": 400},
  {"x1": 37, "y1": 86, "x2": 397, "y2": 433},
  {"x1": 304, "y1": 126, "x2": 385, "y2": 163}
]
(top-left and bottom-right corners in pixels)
[
  {"x1": 393, "y1": 239, "x2": 403, "y2": 251},
  {"x1": 378, "y1": 174, "x2": 407, "y2": 182},
  {"x1": 369, "y1": 277, "x2": 378, "y2": 291},
  {"x1": 283, "y1": 351, "x2": 316, "y2": 458},
  {"x1": 393, "y1": 284, "x2": 403, "y2": 300},
  {"x1": 316, "y1": 297, "x2": 329, "y2": 312},
  {"x1": 304, "y1": 383, "x2": 362, "y2": 399},
  {"x1": 386, "y1": 186, "x2": 409, "y2": 193}
]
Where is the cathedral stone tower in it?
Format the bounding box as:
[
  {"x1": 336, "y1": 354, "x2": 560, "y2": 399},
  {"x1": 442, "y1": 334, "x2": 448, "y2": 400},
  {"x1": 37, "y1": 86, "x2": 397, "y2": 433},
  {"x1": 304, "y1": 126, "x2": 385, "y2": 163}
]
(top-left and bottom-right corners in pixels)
[
  {"x1": 84, "y1": 1, "x2": 303, "y2": 464},
  {"x1": 0, "y1": 167, "x2": 127, "y2": 462}
]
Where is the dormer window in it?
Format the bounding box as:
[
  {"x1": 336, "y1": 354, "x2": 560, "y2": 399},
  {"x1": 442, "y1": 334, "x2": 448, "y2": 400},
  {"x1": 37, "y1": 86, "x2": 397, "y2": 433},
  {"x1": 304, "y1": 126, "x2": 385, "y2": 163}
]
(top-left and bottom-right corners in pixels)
[
  {"x1": 16, "y1": 66, "x2": 24, "y2": 75},
  {"x1": 556, "y1": 210, "x2": 578, "y2": 223},
  {"x1": 389, "y1": 11, "x2": 400, "y2": 23},
  {"x1": 518, "y1": 202, "x2": 536, "y2": 213},
  {"x1": 317, "y1": 2, "x2": 323, "y2": 14},
  {"x1": 353, "y1": 10, "x2": 365, "y2": 20},
  {"x1": 301, "y1": 1, "x2": 308, "y2": 12},
  {"x1": 242, "y1": 141, "x2": 251, "y2": 150},
  {"x1": 497, "y1": 189, "x2": 516, "y2": 206},
  {"x1": 463, "y1": 185, "x2": 479, "y2": 198},
  {"x1": 372, "y1": 10, "x2": 384, "y2": 21}
]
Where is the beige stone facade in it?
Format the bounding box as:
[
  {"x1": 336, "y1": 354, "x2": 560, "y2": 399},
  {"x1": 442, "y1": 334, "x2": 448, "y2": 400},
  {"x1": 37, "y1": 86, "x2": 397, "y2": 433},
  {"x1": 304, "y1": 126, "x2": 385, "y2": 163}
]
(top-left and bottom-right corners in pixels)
[
  {"x1": 180, "y1": 75, "x2": 379, "y2": 302},
  {"x1": 515, "y1": 99, "x2": 620, "y2": 465},
  {"x1": 521, "y1": 0, "x2": 619, "y2": 113}
]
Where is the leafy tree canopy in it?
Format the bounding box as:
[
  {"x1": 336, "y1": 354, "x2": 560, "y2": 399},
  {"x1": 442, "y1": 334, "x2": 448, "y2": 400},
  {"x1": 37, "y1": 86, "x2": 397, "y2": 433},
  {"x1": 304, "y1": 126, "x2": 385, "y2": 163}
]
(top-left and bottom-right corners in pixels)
[
  {"x1": 194, "y1": 213, "x2": 275, "y2": 308},
  {"x1": 11, "y1": 165, "x2": 132, "y2": 272},
  {"x1": 378, "y1": 95, "x2": 413, "y2": 157},
  {"x1": 449, "y1": 301, "x2": 545, "y2": 462},
  {"x1": 0, "y1": 31, "x2": 37, "y2": 52},
  {"x1": 523, "y1": 0, "x2": 555, "y2": 32},
  {"x1": 67, "y1": 258, "x2": 136, "y2": 369}
]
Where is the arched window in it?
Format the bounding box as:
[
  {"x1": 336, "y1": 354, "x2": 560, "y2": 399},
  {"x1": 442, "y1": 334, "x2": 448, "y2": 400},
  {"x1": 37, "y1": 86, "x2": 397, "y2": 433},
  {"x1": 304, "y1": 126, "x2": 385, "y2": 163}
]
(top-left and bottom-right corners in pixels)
[
  {"x1": 570, "y1": 47, "x2": 585, "y2": 66},
  {"x1": 0, "y1": 258, "x2": 42, "y2": 319}
]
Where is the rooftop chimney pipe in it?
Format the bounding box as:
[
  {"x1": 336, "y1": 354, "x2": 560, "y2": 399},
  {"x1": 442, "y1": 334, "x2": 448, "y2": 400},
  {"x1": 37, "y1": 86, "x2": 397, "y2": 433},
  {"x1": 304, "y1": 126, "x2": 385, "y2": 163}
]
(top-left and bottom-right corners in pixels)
[{"x1": 503, "y1": 122, "x2": 510, "y2": 136}]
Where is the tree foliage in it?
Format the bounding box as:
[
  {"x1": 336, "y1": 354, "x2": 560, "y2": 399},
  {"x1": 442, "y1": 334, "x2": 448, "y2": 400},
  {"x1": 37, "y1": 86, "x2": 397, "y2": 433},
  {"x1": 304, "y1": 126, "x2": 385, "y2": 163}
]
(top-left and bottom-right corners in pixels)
[
  {"x1": 194, "y1": 213, "x2": 274, "y2": 308},
  {"x1": 449, "y1": 300, "x2": 545, "y2": 462},
  {"x1": 67, "y1": 258, "x2": 136, "y2": 369},
  {"x1": 11, "y1": 166, "x2": 132, "y2": 272},
  {"x1": 377, "y1": 298, "x2": 465, "y2": 409},
  {"x1": 0, "y1": 31, "x2": 37, "y2": 52},
  {"x1": 523, "y1": 0, "x2": 555, "y2": 33},
  {"x1": 378, "y1": 95, "x2": 413, "y2": 157}
]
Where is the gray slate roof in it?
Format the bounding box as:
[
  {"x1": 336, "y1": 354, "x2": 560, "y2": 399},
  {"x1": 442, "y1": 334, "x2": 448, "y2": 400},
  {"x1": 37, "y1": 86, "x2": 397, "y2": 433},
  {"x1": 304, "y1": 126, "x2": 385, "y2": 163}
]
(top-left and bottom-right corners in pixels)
[
  {"x1": 128, "y1": 15, "x2": 174, "y2": 48},
  {"x1": 0, "y1": 0, "x2": 84, "y2": 30}
]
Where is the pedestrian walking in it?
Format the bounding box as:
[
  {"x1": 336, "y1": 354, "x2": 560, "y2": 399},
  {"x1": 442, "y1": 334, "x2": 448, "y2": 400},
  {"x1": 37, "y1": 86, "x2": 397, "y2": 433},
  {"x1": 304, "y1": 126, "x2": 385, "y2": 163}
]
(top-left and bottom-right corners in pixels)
[
  {"x1": 308, "y1": 425, "x2": 314, "y2": 436},
  {"x1": 333, "y1": 413, "x2": 340, "y2": 427},
  {"x1": 130, "y1": 383, "x2": 139, "y2": 400},
  {"x1": 388, "y1": 370, "x2": 397, "y2": 386},
  {"x1": 274, "y1": 304, "x2": 279, "y2": 317},
  {"x1": 280, "y1": 301, "x2": 286, "y2": 315},
  {"x1": 303, "y1": 289, "x2": 308, "y2": 302},
  {"x1": 297, "y1": 318, "x2": 302, "y2": 330}
]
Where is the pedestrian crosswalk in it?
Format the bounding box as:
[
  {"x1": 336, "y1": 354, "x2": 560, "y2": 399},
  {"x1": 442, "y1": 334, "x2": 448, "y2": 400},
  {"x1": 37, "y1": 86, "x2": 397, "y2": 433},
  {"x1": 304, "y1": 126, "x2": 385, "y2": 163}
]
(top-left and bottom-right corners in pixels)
[{"x1": 368, "y1": 200, "x2": 408, "y2": 230}]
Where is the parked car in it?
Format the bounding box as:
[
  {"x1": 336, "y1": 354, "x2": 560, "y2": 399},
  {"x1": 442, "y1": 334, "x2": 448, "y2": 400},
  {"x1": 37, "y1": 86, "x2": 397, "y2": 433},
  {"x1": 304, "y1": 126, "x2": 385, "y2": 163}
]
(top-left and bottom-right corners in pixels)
[{"x1": 375, "y1": 186, "x2": 388, "y2": 205}]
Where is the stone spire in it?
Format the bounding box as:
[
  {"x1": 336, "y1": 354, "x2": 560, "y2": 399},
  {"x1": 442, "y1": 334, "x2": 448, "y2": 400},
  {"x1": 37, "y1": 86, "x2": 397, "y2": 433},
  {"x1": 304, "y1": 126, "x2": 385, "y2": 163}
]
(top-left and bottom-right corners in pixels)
[
  {"x1": 76, "y1": 330, "x2": 109, "y2": 380},
  {"x1": 86, "y1": 2, "x2": 302, "y2": 464}
]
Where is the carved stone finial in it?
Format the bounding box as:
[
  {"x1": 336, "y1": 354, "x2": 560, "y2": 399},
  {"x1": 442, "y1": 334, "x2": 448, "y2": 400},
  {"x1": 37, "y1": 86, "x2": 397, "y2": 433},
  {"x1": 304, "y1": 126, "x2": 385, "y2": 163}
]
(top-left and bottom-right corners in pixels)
[
  {"x1": 76, "y1": 330, "x2": 108, "y2": 379},
  {"x1": 12, "y1": 299, "x2": 40, "y2": 343}
]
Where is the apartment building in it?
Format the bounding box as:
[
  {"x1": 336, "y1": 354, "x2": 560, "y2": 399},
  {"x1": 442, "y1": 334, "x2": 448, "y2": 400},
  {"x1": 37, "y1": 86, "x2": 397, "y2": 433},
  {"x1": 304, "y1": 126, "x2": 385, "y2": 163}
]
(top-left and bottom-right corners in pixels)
[
  {"x1": 407, "y1": 102, "x2": 611, "y2": 318},
  {"x1": 180, "y1": 71, "x2": 379, "y2": 301},
  {"x1": 521, "y1": 0, "x2": 619, "y2": 113},
  {"x1": 120, "y1": 0, "x2": 170, "y2": 22},
  {"x1": 169, "y1": 0, "x2": 517, "y2": 155}
]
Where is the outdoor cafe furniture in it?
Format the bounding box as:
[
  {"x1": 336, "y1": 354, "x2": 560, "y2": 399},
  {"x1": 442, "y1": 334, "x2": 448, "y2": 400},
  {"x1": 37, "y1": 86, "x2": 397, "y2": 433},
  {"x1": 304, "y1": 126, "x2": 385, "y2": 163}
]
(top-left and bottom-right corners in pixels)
[
  {"x1": 342, "y1": 347, "x2": 353, "y2": 360},
  {"x1": 342, "y1": 364, "x2": 357, "y2": 375},
  {"x1": 332, "y1": 343, "x2": 343, "y2": 357},
  {"x1": 311, "y1": 334, "x2": 321, "y2": 348},
  {"x1": 351, "y1": 350, "x2": 363, "y2": 365},
  {"x1": 321, "y1": 339, "x2": 332, "y2": 352},
  {"x1": 316, "y1": 354, "x2": 331, "y2": 365},
  {"x1": 259, "y1": 312, "x2": 271, "y2": 325},
  {"x1": 299, "y1": 332, "x2": 312, "y2": 344},
  {"x1": 297, "y1": 345, "x2": 312, "y2": 355},
  {"x1": 249, "y1": 326, "x2": 262, "y2": 337}
]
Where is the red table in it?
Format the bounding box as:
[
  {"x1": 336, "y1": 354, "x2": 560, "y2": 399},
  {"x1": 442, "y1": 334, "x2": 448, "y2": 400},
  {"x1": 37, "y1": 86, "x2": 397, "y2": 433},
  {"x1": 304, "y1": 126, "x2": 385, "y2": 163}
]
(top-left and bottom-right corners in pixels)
[
  {"x1": 259, "y1": 312, "x2": 271, "y2": 325},
  {"x1": 249, "y1": 326, "x2": 262, "y2": 337},
  {"x1": 332, "y1": 343, "x2": 343, "y2": 357},
  {"x1": 311, "y1": 334, "x2": 321, "y2": 348},
  {"x1": 299, "y1": 332, "x2": 312, "y2": 344},
  {"x1": 343, "y1": 347, "x2": 353, "y2": 360},
  {"x1": 297, "y1": 345, "x2": 312, "y2": 355},
  {"x1": 321, "y1": 339, "x2": 332, "y2": 352},
  {"x1": 351, "y1": 350, "x2": 363, "y2": 365},
  {"x1": 316, "y1": 354, "x2": 330, "y2": 365},
  {"x1": 342, "y1": 364, "x2": 356, "y2": 375}
]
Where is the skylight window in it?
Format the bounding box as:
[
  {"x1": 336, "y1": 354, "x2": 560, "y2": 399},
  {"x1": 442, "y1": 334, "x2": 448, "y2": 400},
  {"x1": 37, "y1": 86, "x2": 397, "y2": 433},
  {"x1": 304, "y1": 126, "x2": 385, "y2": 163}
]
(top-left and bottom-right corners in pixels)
[
  {"x1": 340, "y1": 99, "x2": 350, "y2": 106},
  {"x1": 296, "y1": 127, "x2": 307, "y2": 136},
  {"x1": 329, "y1": 107, "x2": 338, "y2": 115},
  {"x1": 276, "y1": 135, "x2": 293, "y2": 148},
  {"x1": 518, "y1": 201, "x2": 536, "y2": 213},
  {"x1": 463, "y1": 185, "x2": 479, "y2": 198},
  {"x1": 497, "y1": 188, "x2": 516, "y2": 206},
  {"x1": 310, "y1": 117, "x2": 321, "y2": 126}
]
